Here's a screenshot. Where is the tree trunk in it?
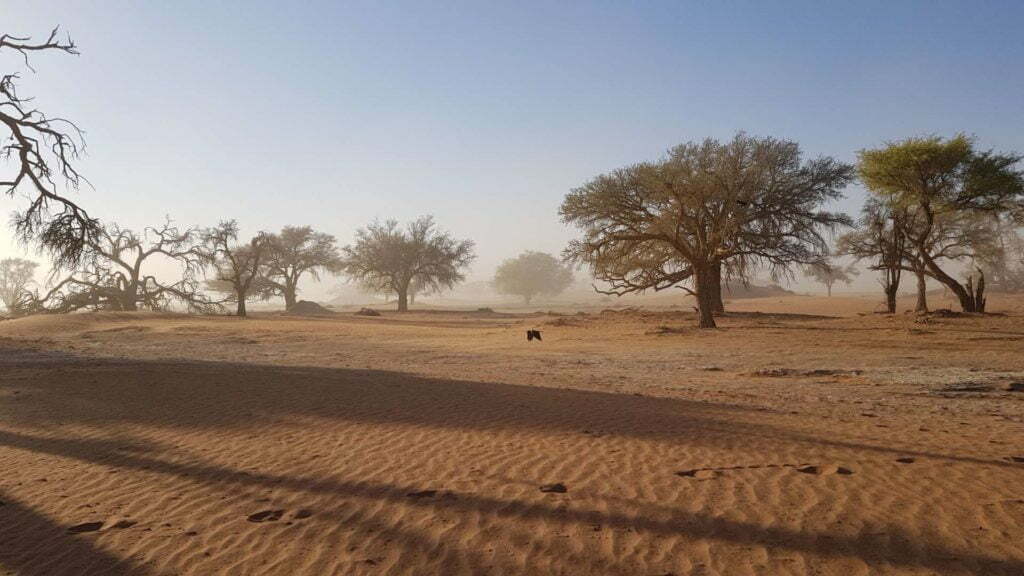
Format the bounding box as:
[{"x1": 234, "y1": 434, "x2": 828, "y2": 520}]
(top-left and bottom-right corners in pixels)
[
  {"x1": 826, "y1": 283, "x2": 832, "y2": 297},
  {"x1": 283, "y1": 284, "x2": 297, "y2": 310},
  {"x1": 918, "y1": 249, "x2": 978, "y2": 312},
  {"x1": 236, "y1": 289, "x2": 247, "y2": 317},
  {"x1": 710, "y1": 262, "x2": 725, "y2": 314},
  {"x1": 914, "y1": 268, "x2": 928, "y2": 314},
  {"x1": 694, "y1": 264, "x2": 717, "y2": 328},
  {"x1": 397, "y1": 288, "x2": 409, "y2": 312}
]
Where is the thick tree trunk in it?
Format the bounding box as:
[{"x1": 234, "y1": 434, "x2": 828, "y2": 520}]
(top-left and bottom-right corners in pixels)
[
  {"x1": 826, "y1": 283, "x2": 832, "y2": 297},
  {"x1": 918, "y1": 248, "x2": 978, "y2": 312},
  {"x1": 236, "y1": 289, "x2": 247, "y2": 317},
  {"x1": 283, "y1": 285, "x2": 297, "y2": 310},
  {"x1": 694, "y1": 264, "x2": 717, "y2": 328},
  {"x1": 883, "y1": 268, "x2": 899, "y2": 313},
  {"x1": 710, "y1": 262, "x2": 725, "y2": 314},
  {"x1": 914, "y1": 268, "x2": 928, "y2": 314},
  {"x1": 397, "y1": 288, "x2": 409, "y2": 312}
]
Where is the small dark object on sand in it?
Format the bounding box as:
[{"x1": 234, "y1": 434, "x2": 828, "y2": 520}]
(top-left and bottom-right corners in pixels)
[
  {"x1": 539, "y1": 482, "x2": 567, "y2": 493},
  {"x1": 247, "y1": 510, "x2": 284, "y2": 523},
  {"x1": 355, "y1": 308, "x2": 381, "y2": 317},
  {"x1": 68, "y1": 522, "x2": 104, "y2": 534},
  {"x1": 527, "y1": 329, "x2": 542, "y2": 341}
]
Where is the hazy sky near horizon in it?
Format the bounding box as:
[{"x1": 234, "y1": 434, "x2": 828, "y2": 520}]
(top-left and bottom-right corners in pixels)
[{"x1": 2, "y1": 1, "x2": 1023, "y2": 296}]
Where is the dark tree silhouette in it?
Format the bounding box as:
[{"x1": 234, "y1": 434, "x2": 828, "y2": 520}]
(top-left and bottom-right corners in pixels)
[
  {"x1": 561, "y1": 134, "x2": 853, "y2": 327},
  {"x1": 36, "y1": 220, "x2": 216, "y2": 313},
  {"x1": 202, "y1": 221, "x2": 271, "y2": 317},
  {"x1": 341, "y1": 216, "x2": 475, "y2": 312},
  {"x1": 1, "y1": 28, "x2": 98, "y2": 268}
]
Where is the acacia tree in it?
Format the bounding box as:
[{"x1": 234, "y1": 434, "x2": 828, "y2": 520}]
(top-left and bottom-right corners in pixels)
[
  {"x1": 1, "y1": 28, "x2": 99, "y2": 268},
  {"x1": 859, "y1": 135, "x2": 1024, "y2": 313},
  {"x1": 838, "y1": 200, "x2": 907, "y2": 313},
  {"x1": 35, "y1": 220, "x2": 217, "y2": 313},
  {"x1": 493, "y1": 251, "x2": 574, "y2": 305},
  {"x1": 804, "y1": 259, "x2": 858, "y2": 297},
  {"x1": 202, "y1": 221, "x2": 271, "y2": 317},
  {"x1": 0, "y1": 257, "x2": 38, "y2": 316},
  {"x1": 263, "y1": 226, "x2": 342, "y2": 309},
  {"x1": 561, "y1": 134, "x2": 854, "y2": 328},
  {"x1": 341, "y1": 216, "x2": 475, "y2": 312}
]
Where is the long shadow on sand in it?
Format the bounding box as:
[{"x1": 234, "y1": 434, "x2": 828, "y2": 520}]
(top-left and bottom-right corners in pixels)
[
  {"x1": 1, "y1": 346, "x2": 1022, "y2": 574},
  {"x1": 0, "y1": 489, "x2": 144, "y2": 576},
  {"x1": 0, "y1": 428, "x2": 1021, "y2": 575}
]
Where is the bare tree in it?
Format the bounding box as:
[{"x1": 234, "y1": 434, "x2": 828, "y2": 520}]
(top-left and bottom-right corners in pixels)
[
  {"x1": 202, "y1": 220, "x2": 271, "y2": 317},
  {"x1": 493, "y1": 251, "x2": 574, "y2": 305},
  {"x1": 859, "y1": 135, "x2": 1024, "y2": 313},
  {"x1": 0, "y1": 257, "x2": 38, "y2": 316},
  {"x1": 341, "y1": 216, "x2": 475, "y2": 312},
  {"x1": 1, "y1": 28, "x2": 99, "y2": 268},
  {"x1": 35, "y1": 220, "x2": 217, "y2": 313},
  {"x1": 804, "y1": 259, "x2": 858, "y2": 297},
  {"x1": 561, "y1": 134, "x2": 854, "y2": 327},
  {"x1": 263, "y1": 226, "x2": 342, "y2": 309}
]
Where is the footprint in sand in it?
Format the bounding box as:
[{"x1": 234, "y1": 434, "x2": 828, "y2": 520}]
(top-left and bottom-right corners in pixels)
[
  {"x1": 68, "y1": 521, "x2": 104, "y2": 534},
  {"x1": 539, "y1": 483, "x2": 568, "y2": 493},
  {"x1": 896, "y1": 457, "x2": 916, "y2": 464},
  {"x1": 247, "y1": 510, "x2": 284, "y2": 523},
  {"x1": 797, "y1": 465, "x2": 853, "y2": 476},
  {"x1": 294, "y1": 509, "x2": 314, "y2": 519},
  {"x1": 676, "y1": 469, "x2": 716, "y2": 480}
]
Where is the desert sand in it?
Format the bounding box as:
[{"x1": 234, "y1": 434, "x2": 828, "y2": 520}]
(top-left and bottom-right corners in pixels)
[{"x1": 1, "y1": 294, "x2": 1023, "y2": 575}]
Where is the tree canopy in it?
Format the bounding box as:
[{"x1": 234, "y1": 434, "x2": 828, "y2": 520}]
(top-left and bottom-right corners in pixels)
[
  {"x1": 493, "y1": 251, "x2": 574, "y2": 304},
  {"x1": 201, "y1": 220, "x2": 272, "y2": 317},
  {"x1": 858, "y1": 135, "x2": 1024, "y2": 312},
  {"x1": 263, "y1": 226, "x2": 342, "y2": 310},
  {"x1": 340, "y1": 216, "x2": 475, "y2": 311},
  {"x1": 36, "y1": 220, "x2": 216, "y2": 313},
  {"x1": 0, "y1": 257, "x2": 38, "y2": 316},
  {"x1": 561, "y1": 133, "x2": 854, "y2": 327}
]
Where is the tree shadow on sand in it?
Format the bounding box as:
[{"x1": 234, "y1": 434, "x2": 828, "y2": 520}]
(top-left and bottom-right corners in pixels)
[{"x1": 1, "y1": 346, "x2": 1023, "y2": 574}]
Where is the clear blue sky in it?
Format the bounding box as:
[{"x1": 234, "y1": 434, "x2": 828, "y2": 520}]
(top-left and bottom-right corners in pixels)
[{"x1": 3, "y1": 1, "x2": 1023, "y2": 294}]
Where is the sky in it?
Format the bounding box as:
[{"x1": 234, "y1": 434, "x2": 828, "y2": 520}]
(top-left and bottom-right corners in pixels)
[{"x1": 2, "y1": 1, "x2": 1023, "y2": 298}]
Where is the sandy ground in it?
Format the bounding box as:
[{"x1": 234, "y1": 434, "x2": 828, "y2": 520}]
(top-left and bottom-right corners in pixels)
[{"x1": 0, "y1": 294, "x2": 1022, "y2": 575}]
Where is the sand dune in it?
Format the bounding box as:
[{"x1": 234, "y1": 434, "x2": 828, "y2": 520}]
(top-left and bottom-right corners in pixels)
[{"x1": 1, "y1": 296, "x2": 1023, "y2": 575}]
